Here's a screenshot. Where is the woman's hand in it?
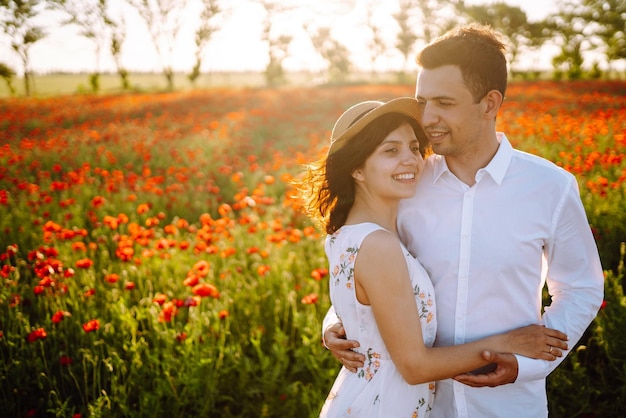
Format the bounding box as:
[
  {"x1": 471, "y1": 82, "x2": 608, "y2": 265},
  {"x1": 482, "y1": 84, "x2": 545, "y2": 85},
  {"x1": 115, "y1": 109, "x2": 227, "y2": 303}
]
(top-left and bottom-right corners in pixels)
[{"x1": 505, "y1": 324, "x2": 568, "y2": 360}]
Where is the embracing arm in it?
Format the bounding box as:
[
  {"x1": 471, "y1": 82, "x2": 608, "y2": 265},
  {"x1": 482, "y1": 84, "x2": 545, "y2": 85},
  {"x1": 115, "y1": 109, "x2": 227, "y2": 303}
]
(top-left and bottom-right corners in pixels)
[
  {"x1": 520, "y1": 182, "x2": 603, "y2": 382},
  {"x1": 322, "y1": 306, "x2": 365, "y2": 372},
  {"x1": 456, "y1": 181, "x2": 604, "y2": 387},
  {"x1": 359, "y1": 231, "x2": 568, "y2": 385}
]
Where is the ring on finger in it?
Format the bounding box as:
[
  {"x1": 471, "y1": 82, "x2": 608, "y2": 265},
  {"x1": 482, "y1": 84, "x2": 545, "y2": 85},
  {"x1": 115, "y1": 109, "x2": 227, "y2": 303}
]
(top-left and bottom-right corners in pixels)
[{"x1": 549, "y1": 346, "x2": 553, "y2": 354}]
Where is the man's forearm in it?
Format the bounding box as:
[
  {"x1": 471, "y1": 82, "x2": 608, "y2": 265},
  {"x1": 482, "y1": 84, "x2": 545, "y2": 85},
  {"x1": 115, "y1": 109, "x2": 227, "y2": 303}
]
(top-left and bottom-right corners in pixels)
[{"x1": 321, "y1": 305, "x2": 339, "y2": 348}]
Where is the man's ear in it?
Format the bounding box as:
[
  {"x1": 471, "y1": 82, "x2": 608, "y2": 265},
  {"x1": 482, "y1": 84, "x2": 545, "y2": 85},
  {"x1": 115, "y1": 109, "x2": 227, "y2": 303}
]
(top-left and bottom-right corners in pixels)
[{"x1": 482, "y1": 90, "x2": 503, "y2": 119}]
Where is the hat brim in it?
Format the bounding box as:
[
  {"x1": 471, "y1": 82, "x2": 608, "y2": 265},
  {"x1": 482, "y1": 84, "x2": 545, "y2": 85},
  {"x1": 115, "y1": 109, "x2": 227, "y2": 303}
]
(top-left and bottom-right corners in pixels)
[{"x1": 328, "y1": 97, "x2": 422, "y2": 155}]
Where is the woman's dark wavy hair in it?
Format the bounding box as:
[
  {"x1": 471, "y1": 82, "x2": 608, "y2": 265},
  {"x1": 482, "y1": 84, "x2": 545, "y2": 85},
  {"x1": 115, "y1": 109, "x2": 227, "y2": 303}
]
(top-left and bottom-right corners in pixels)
[
  {"x1": 298, "y1": 113, "x2": 425, "y2": 234},
  {"x1": 417, "y1": 23, "x2": 508, "y2": 102}
]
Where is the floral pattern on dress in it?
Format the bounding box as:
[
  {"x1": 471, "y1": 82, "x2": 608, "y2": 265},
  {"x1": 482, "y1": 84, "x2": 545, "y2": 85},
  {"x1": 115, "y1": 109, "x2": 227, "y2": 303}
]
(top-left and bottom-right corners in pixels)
[
  {"x1": 331, "y1": 246, "x2": 358, "y2": 290},
  {"x1": 321, "y1": 223, "x2": 436, "y2": 418},
  {"x1": 413, "y1": 283, "x2": 435, "y2": 324},
  {"x1": 357, "y1": 348, "x2": 381, "y2": 381}
]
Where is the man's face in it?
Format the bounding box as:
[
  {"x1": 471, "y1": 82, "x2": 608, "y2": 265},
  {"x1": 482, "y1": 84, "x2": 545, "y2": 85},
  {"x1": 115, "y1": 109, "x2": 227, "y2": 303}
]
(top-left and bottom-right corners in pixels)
[{"x1": 415, "y1": 65, "x2": 484, "y2": 157}]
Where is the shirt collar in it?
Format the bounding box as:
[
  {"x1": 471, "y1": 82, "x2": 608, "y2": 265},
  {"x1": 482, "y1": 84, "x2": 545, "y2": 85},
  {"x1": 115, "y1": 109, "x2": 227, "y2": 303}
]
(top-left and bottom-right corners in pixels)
[
  {"x1": 485, "y1": 132, "x2": 512, "y2": 185},
  {"x1": 429, "y1": 132, "x2": 513, "y2": 185}
]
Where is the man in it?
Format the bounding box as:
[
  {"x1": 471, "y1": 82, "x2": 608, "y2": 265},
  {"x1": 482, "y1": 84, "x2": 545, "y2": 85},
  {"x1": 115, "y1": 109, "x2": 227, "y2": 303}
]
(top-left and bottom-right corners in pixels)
[{"x1": 322, "y1": 23, "x2": 604, "y2": 417}]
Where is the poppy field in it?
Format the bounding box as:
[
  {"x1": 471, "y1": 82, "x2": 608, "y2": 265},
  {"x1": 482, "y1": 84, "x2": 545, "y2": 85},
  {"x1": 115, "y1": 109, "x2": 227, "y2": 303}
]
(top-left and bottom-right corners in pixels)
[{"x1": 1, "y1": 81, "x2": 625, "y2": 417}]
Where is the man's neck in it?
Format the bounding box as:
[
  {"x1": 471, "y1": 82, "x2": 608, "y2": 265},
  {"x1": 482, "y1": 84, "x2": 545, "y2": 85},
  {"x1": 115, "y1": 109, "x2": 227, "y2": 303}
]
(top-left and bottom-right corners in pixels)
[{"x1": 446, "y1": 135, "x2": 500, "y2": 186}]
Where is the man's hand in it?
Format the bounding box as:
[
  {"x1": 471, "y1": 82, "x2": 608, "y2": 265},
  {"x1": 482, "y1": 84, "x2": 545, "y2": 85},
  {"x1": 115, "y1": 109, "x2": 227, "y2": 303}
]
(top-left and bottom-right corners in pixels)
[
  {"x1": 324, "y1": 323, "x2": 365, "y2": 373},
  {"x1": 453, "y1": 351, "x2": 519, "y2": 387}
]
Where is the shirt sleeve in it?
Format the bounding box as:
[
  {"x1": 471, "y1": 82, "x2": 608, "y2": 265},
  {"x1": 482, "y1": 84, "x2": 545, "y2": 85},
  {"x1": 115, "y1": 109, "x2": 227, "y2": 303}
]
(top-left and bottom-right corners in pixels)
[
  {"x1": 516, "y1": 178, "x2": 604, "y2": 382},
  {"x1": 321, "y1": 304, "x2": 340, "y2": 349}
]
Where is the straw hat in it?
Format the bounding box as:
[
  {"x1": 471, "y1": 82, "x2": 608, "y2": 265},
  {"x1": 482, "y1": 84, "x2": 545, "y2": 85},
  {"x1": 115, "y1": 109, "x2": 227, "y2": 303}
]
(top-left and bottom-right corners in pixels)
[{"x1": 328, "y1": 97, "x2": 422, "y2": 155}]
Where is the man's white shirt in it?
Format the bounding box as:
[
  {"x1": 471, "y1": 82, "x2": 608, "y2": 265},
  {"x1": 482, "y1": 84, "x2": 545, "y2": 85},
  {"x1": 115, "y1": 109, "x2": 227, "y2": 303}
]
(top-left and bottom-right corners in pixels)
[{"x1": 395, "y1": 133, "x2": 604, "y2": 417}]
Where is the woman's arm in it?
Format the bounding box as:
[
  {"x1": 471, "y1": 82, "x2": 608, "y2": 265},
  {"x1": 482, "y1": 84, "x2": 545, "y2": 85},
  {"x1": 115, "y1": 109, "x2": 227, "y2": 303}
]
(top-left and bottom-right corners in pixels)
[{"x1": 357, "y1": 231, "x2": 567, "y2": 385}]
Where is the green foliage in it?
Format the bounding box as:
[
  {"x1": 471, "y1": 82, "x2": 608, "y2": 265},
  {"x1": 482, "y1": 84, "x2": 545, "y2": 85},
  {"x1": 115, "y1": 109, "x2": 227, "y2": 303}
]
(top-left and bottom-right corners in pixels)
[
  {"x1": 0, "y1": 0, "x2": 46, "y2": 96},
  {"x1": 0, "y1": 62, "x2": 16, "y2": 95},
  {"x1": 0, "y1": 82, "x2": 624, "y2": 417},
  {"x1": 0, "y1": 201, "x2": 336, "y2": 417},
  {"x1": 89, "y1": 73, "x2": 100, "y2": 93},
  {"x1": 548, "y1": 245, "x2": 626, "y2": 417}
]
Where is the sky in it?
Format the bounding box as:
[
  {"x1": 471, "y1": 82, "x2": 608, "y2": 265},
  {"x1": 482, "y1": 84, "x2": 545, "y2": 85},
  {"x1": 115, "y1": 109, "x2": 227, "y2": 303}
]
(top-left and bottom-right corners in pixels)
[{"x1": 1, "y1": 0, "x2": 562, "y2": 75}]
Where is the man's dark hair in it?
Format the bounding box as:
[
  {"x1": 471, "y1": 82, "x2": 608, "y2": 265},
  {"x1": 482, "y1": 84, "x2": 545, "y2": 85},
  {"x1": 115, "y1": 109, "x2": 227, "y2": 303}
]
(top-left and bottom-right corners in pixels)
[{"x1": 417, "y1": 23, "x2": 508, "y2": 102}]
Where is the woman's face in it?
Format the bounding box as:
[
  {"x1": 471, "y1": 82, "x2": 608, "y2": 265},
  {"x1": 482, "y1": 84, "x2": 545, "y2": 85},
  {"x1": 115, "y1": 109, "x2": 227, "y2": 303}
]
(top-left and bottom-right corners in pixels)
[{"x1": 354, "y1": 123, "x2": 424, "y2": 201}]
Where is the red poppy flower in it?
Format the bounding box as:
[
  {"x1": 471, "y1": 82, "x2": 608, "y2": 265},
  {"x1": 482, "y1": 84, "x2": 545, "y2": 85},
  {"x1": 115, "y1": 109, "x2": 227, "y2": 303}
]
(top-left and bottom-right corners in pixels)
[
  {"x1": 184, "y1": 296, "x2": 200, "y2": 307},
  {"x1": 183, "y1": 274, "x2": 199, "y2": 287},
  {"x1": 91, "y1": 196, "x2": 105, "y2": 208},
  {"x1": 137, "y1": 203, "x2": 150, "y2": 214},
  {"x1": 103, "y1": 215, "x2": 119, "y2": 229},
  {"x1": 257, "y1": 265, "x2": 271, "y2": 276},
  {"x1": 27, "y1": 328, "x2": 47, "y2": 342},
  {"x1": 105, "y1": 273, "x2": 119, "y2": 283},
  {"x1": 153, "y1": 293, "x2": 167, "y2": 305},
  {"x1": 218, "y1": 203, "x2": 232, "y2": 217},
  {"x1": 75, "y1": 258, "x2": 94, "y2": 269},
  {"x1": 82, "y1": 319, "x2": 100, "y2": 333},
  {"x1": 192, "y1": 283, "x2": 219, "y2": 298},
  {"x1": 0, "y1": 189, "x2": 8, "y2": 205},
  {"x1": 52, "y1": 310, "x2": 71, "y2": 323},
  {"x1": 60, "y1": 355, "x2": 73, "y2": 366},
  {"x1": 301, "y1": 293, "x2": 319, "y2": 305},
  {"x1": 158, "y1": 301, "x2": 177, "y2": 322},
  {"x1": 1, "y1": 264, "x2": 15, "y2": 278},
  {"x1": 310, "y1": 268, "x2": 329, "y2": 281}
]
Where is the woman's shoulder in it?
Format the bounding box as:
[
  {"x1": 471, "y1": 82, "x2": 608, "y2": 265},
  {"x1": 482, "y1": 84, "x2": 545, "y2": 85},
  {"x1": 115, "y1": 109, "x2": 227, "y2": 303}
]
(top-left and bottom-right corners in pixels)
[
  {"x1": 358, "y1": 228, "x2": 404, "y2": 262},
  {"x1": 328, "y1": 222, "x2": 387, "y2": 244}
]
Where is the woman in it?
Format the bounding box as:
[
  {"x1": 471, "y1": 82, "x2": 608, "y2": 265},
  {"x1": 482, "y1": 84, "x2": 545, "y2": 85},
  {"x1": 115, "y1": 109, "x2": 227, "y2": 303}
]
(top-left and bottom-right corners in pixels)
[{"x1": 298, "y1": 97, "x2": 568, "y2": 417}]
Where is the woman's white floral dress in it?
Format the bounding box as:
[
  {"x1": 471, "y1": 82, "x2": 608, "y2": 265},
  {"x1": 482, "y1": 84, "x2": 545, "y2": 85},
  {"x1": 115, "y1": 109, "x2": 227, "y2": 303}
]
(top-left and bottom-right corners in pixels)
[{"x1": 320, "y1": 223, "x2": 437, "y2": 418}]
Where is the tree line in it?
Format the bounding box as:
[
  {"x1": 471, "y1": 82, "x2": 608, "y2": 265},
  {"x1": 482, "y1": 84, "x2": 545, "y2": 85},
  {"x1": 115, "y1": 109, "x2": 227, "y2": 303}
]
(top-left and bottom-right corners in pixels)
[{"x1": 0, "y1": 0, "x2": 624, "y2": 96}]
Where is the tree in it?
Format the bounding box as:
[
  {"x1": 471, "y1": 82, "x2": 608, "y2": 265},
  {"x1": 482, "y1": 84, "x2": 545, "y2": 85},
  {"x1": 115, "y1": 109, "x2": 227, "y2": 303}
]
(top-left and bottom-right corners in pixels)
[
  {"x1": 265, "y1": 33, "x2": 292, "y2": 86},
  {"x1": 0, "y1": 0, "x2": 46, "y2": 96},
  {"x1": 304, "y1": 25, "x2": 351, "y2": 84},
  {"x1": 392, "y1": 0, "x2": 461, "y2": 78},
  {"x1": 524, "y1": 21, "x2": 554, "y2": 78},
  {"x1": 364, "y1": 4, "x2": 387, "y2": 77},
  {"x1": 49, "y1": 0, "x2": 113, "y2": 93},
  {"x1": 392, "y1": 0, "x2": 418, "y2": 80},
  {"x1": 109, "y1": 13, "x2": 130, "y2": 90},
  {"x1": 458, "y1": 2, "x2": 530, "y2": 73},
  {"x1": 0, "y1": 61, "x2": 15, "y2": 95},
  {"x1": 413, "y1": 0, "x2": 460, "y2": 45},
  {"x1": 256, "y1": 0, "x2": 293, "y2": 87},
  {"x1": 188, "y1": 0, "x2": 224, "y2": 87},
  {"x1": 580, "y1": 0, "x2": 626, "y2": 75},
  {"x1": 546, "y1": 1, "x2": 592, "y2": 80},
  {"x1": 128, "y1": 0, "x2": 189, "y2": 91}
]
